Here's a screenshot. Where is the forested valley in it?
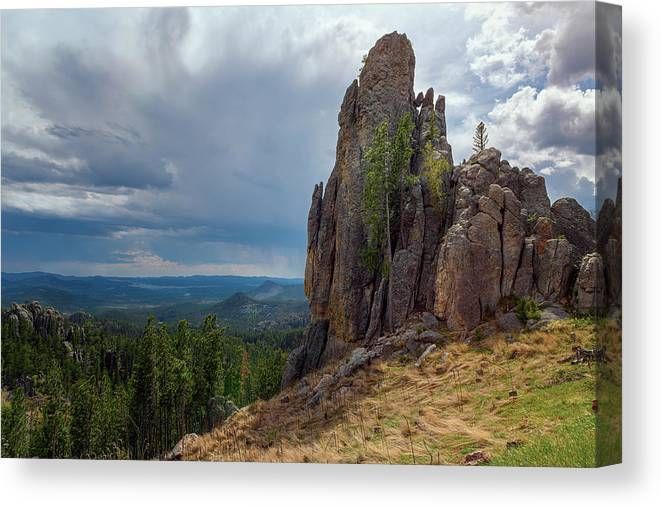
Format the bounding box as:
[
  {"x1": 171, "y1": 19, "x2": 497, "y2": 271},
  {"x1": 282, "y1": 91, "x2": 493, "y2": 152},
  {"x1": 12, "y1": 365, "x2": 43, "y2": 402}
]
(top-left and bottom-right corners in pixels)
[{"x1": 1, "y1": 304, "x2": 301, "y2": 459}]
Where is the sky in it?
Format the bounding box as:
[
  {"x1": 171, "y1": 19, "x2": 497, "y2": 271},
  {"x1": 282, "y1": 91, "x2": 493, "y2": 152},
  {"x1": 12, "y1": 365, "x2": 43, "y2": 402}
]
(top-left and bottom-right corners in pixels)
[{"x1": 0, "y1": 2, "x2": 621, "y2": 277}]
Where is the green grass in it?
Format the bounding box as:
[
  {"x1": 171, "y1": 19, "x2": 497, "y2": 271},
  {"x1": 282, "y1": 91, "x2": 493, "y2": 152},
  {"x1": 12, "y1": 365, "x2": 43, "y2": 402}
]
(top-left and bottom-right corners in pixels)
[
  {"x1": 487, "y1": 372, "x2": 597, "y2": 467},
  {"x1": 490, "y1": 415, "x2": 596, "y2": 467}
]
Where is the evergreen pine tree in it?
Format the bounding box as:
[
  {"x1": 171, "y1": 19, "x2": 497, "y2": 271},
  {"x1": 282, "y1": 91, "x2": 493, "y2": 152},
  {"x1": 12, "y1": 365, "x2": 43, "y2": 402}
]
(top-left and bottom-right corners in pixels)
[
  {"x1": 1, "y1": 388, "x2": 31, "y2": 458},
  {"x1": 361, "y1": 113, "x2": 415, "y2": 331},
  {"x1": 472, "y1": 121, "x2": 489, "y2": 152}
]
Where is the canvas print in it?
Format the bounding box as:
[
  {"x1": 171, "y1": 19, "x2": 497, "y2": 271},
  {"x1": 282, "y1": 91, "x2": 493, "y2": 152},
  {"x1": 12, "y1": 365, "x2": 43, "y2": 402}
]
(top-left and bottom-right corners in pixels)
[{"x1": 0, "y1": 2, "x2": 621, "y2": 466}]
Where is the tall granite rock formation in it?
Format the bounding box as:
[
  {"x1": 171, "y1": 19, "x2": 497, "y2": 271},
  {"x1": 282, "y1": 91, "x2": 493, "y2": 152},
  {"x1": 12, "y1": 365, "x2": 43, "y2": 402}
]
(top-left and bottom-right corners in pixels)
[{"x1": 282, "y1": 32, "x2": 619, "y2": 387}]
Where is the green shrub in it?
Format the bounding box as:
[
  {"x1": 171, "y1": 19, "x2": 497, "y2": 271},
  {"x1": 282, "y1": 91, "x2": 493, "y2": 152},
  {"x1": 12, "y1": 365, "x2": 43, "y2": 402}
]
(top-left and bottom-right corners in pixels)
[{"x1": 515, "y1": 298, "x2": 541, "y2": 323}]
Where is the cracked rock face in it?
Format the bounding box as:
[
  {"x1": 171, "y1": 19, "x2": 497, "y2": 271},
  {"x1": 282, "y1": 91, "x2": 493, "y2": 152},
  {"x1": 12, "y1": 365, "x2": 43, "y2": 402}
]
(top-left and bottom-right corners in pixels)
[
  {"x1": 596, "y1": 178, "x2": 622, "y2": 307},
  {"x1": 283, "y1": 32, "x2": 619, "y2": 386},
  {"x1": 575, "y1": 253, "x2": 606, "y2": 313},
  {"x1": 434, "y1": 149, "x2": 583, "y2": 330},
  {"x1": 304, "y1": 31, "x2": 417, "y2": 347},
  {"x1": 551, "y1": 197, "x2": 596, "y2": 258}
]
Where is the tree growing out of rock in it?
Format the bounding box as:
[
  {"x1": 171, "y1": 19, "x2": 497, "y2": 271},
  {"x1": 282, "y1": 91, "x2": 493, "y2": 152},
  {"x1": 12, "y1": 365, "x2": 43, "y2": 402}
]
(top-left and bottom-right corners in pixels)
[
  {"x1": 362, "y1": 113, "x2": 414, "y2": 272},
  {"x1": 472, "y1": 121, "x2": 489, "y2": 152},
  {"x1": 422, "y1": 108, "x2": 451, "y2": 210},
  {"x1": 361, "y1": 113, "x2": 415, "y2": 329}
]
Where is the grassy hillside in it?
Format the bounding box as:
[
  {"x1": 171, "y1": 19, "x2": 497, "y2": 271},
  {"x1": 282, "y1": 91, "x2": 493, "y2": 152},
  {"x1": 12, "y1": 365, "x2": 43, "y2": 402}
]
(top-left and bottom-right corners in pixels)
[{"x1": 183, "y1": 318, "x2": 618, "y2": 466}]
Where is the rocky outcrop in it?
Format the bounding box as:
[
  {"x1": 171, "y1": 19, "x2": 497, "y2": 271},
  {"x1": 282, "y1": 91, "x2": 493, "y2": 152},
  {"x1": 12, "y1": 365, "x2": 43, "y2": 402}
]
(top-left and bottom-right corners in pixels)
[
  {"x1": 596, "y1": 178, "x2": 622, "y2": 307},
  {"x1": 286, "y1": 32, "x2": 424, "y2": 387},
  {"x1": 575, "y1": 253, "x2": 606, "y2": 313},
  {"x1": 551, "y1": 198, "x2": 596, "y2": 258},
  {"x1": 434, "y1": 149, "x2": 581, "y2": 330},
  {"x1": 3, "y1": 302, "x2": 88, "y2": 365},
  {"x1": 4, "y1": 301, "x2": 65, "y2": 340},
  {"x1": 164, "y1": 433, "x2": 199, "y2": 461},
  {"x1": 281, "y1": 320, "x2": 329, "y2": 388},
  {"x1": 283, "y1": 33, "x2": 621, "y2": 386},
  {"x1": 208, "y1": 396, "x2": 238, "y2": 428},
  {"x1": 304, "y1": 32, "x2": 416, "y2": 347}
]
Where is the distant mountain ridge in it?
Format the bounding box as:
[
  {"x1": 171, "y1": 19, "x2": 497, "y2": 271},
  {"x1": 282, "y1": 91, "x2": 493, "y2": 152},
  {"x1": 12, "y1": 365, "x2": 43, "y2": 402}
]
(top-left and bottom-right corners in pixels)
[{"x1": 1, "y1": 272, "x2": 305, "y2": 325}]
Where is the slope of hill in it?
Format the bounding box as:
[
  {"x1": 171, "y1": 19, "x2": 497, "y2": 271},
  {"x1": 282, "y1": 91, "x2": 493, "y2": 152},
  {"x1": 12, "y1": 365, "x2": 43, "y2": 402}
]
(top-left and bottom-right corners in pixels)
[
  {"x1": 207, "y1": 292, "x2": 309, "y2": 332},
  {"x1": 182, "y1": 315, "x2": 620, "y2": 466},
  {"x1": 247, "y1": 281, "x2": 306, "y2": 302}
]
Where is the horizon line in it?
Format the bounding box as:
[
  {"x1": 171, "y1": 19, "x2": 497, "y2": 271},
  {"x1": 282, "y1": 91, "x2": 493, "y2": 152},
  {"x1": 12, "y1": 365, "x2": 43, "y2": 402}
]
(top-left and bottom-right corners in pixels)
[{"x1": 1, "y1": 270, "x2": 304, "y2": 280}]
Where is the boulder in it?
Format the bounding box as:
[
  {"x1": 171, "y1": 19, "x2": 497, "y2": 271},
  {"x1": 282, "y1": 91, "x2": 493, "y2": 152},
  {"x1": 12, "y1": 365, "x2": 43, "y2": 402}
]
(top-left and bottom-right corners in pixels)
[
  {"x1": 308, "y1": 374, "x2": 335, "y2": 406},
  {"x1": 416, "y1": 330, "x2": 443, "y2": 343},
  {"x1": 208, "y1": 396, "x2": 238, "y2": 428},
  {"x1": 434, "y1": 181, "x2": 523, "y2": 330},
  {"x1": 527, "y1": 305, "x2": 570, "y2": 330},
  {"x1": 420, "y1": 312, "x2": 439, "y2": 329},
  {"x1": 281, "y1": 320, "x2": 329, "y2": 388},
  {"x1": 540, "y1": 305, "x2": 570, "y2": 320},
  {"x1": 597, "y1": 178, "x2": 622, "y2": 307},
  {"x1": 164, "y1": 433, "x2": 199, "y2": 461},
  {"x1": 551, "y1": 198, "x2": 596, "y2": 258},
  {"x1": 336, "y1": 347, "x2": 378, "y2": 378},
  {"x1": 512, "y1": 238, "x2": 535, "y2": 297},
  {"x1": 415, "y1": 344, "x2": 437, "y2": 368},
  {"x1": 519, "y1": 168, "x2": 551, "y2": 218},
  {"x1": 496, "y1": 312, "x2": 523, "y2": 332}
]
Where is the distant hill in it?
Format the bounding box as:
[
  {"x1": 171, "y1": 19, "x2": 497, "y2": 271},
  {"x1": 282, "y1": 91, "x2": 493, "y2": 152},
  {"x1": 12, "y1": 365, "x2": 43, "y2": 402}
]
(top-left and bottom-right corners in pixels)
[
  {"x1": 206, "y1": 291, "x2": 308, "y2": 332},
  {"x1": 246, "y1": 280, "x2": 306, "y2": 302},
  {"x1": 1, "y1": 272, "x2": 305, "y2": 327}
]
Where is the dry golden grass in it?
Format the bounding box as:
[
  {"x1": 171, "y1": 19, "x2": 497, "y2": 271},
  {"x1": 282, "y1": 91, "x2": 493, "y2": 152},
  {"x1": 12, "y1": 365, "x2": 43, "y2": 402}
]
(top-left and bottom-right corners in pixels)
[{"x1": 184, "y1": 319, "x2": 601, "y2": 465}]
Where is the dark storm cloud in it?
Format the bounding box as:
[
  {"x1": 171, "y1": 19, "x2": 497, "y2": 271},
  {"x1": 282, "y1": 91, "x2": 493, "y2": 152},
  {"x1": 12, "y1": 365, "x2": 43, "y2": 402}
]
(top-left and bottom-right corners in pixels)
[
  {"x1": 1, "y1": 140, "x2": 174, "y2": 190},
  {"x1": 595, "y1": 4, "x2": 622, "y2": 206},
  {"x1": 488, "y1": 85, "x2": 596, "y2": 157},
  {"x1": 1, "y1": 151, "x2": 81, "y2": 185},
  {"x1": 596, "y1": 3, "x2": 622, "y2": 91},
  {"x1": 1, "y1": 4, "x2": 609, "y2": 276},
  {"x1": 528, "y1": 92, "x2": 596, "y2": 157},
  {"x1": 6, "y1": 44, "x2": 125, "y2": 120},
  {"x1": 596, "y1": 87, "x2": 622, "y2": 157},
  {"x1": 1, "y1": 6, "x2": 361, "y2": 278},
  {"x1": 2, "y1": 6, "x2": 350, "y2": 219},
  {"x1": 547, "y1": 2, "x2": 595, "y2": 86},
  {"x1": 2, "y1": 211, "x2": 117, "y2": 237}
]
